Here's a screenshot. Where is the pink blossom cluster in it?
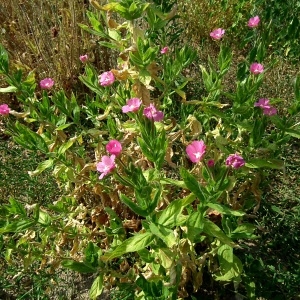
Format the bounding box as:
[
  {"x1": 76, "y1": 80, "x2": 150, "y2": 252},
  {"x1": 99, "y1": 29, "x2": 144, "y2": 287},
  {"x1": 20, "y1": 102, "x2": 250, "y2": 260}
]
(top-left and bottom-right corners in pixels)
[
  {"x1": 186, "y1": 140, "x2": 245, "y2": 169},
  {"x1": 248, "y1": 16, "x2": 260, "y2": 28},
  {"x1": 122, "y1": 98, "x2": 142, "y2": 113},
  {"x1": 186, "y1": 140, "x2": 206, "y2": 163},
  {"x1": 160, "y1": 47, "x2": 169, "y2": 54},
  {"x1": 96, "y1": 155, "x2": 116, "y2": 179},
  {"x1": 225, "y1": 154, "x2": 245, "y2": 169},
  {"x1": 106, "y1": 140, "x2": 122, "y2": 156},
  {"x1": 250, "y1": 63, "x2": 264, "y2": 75},
  {"x1": 96, "y1": 140, "x2": 122, "y2": 179},
  {"x1": 122, "y1": 99, "x2": 164, "y2": 122},
  {"x1": 99, "y1": 71, "x2": 115, "y2": 86},
  {"x1": 0, "y1": 104, "x2": 10, "y2": 115},
  {"x1": 210, "y1": 16, "x2": 261, "y2": 41},
  {"x1": 254, "y1": 98, "x2": 277, "y2": 116},
  {"x1": 79, "y1": 54, "x2": 88, "y2": 63},
  {"x1": 97, "y1": 99, "x2": 164, "y2": 179},
  {"x1": 143, "y1": 103, "x2": 164, "y2": 122},
  {"x1": 40, "y1": 78, "x2": 54, "y2": 90},
  {"x1": 210, "y1": 28, "x2": 225, "y2": 40}
]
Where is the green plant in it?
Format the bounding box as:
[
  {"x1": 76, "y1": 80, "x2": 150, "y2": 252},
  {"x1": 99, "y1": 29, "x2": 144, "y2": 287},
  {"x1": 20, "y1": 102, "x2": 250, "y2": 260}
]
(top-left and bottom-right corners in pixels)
[
  {"x1": 0, "y1": 1, "x2": 300, "y2": 299},
  {"x1": 254, "y1": 0, "x2": 300, "y2": 61}
]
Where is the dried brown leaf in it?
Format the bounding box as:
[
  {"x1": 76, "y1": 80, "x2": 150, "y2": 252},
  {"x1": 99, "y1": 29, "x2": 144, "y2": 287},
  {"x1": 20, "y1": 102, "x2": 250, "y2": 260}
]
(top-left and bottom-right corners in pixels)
[
  {"x1": 111, "y1": 68, "x2": 131, "y2": 81},
  {"x1": 132, "y1": 80, "x2": 151, "y2": 105},
  {"x1": 166, "y1": 146, "x2": 177, "y2": 168}
]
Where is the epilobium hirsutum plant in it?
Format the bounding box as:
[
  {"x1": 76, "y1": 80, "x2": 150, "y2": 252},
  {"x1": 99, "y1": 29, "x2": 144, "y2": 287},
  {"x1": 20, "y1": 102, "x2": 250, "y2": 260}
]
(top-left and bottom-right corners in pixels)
[{"x1": 1, "y1": 1, "x2": 300, "y2": 299}]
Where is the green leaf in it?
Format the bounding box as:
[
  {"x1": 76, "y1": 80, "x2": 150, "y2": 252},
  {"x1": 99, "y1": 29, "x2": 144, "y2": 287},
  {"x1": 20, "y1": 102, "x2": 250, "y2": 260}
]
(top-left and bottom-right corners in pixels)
[
  {"x1": 136, "y1": 275, "x2": 156, "y2": 297},
  {"x1": 28, "y1": 159, "x2": 53, "y2": 176},
  {"x1": 203, "y1": 219, "x2": 235, "y2": 247},
  {"x1": 8, "y1": 198, "x2": 26, "y2": 216},
  {"x1": 157, "y1": 248, "x2": 174, "y2": 269},
  {"x1": 245, "y1": 158, "x2": 284, "y2": 169},
  {"x1": 218, "y1": 45, "x2": 232, "y2": 76},
  {"x1": 102, "y1": 232, "x2": 154, "y2": 261},
  {"x1": 180, "y1": 168, "x2": 207, "y2": 203},
  {"x1": 137, "y1": 137, "x2": 154, "y2": 162},
  {"x1": 89, "y1": 274, "x2": 104, "y2": 300},
  {"x1": 129, "y1": 52, "x2": 144, "y2": 67},
  {"x1": 294, "y1": 74, "x2": 300, "y2": 101},
  {"x1": 160, "y1": 178, "x2": 187, "y2": 189},
  {"x1": 55, "y1": 123, "x2": 73, "y2": 131},
  {"x1": 61, "y1": 260, "x2": 96, "y2": 274},
  {"x1": 0, "y1": 86, "x2": 17, "y2": 93},
  {"x1": 229, "y1": 223, "x2": 257, "y2": 240},
  {"x1": 158, "y1": 193, "x2": 195, "y2": 227},
  {"x1": 271, "y1": 205, "x2": 283, "y2": 214},
  {"x1": 13, "y1": 121, "x2": 49, "y2": 153},
  {"x1": 148, "y1": 185, "x2": 162, "y2": 214},
  {"x1": 37, "y1": 210, "x2": 51, "y2": 226},
  {"x1": 98, "y1": 41, "x2": 118, "y2": 49},
  {"x1": 270, "y1": 115, "x2": 286, "y2": 130},
  {"x1": 206, "y1": 203, "x2": 245, "y2": 217},
  {"x1": 149, "y1": 223, "x2": 176, "y2": 248},
  {"x1": 187, "y1": 211, "x2": 204, "y2": 242},
  {"x1": 119, "y1": 193, "x2": 149, "y2": 217},
  {"x1": 85, "y1": 242, "x2": 100, "y2": 268},
  {"x1": 78, "y1": 74, "x2": 103, "y2": 96},
  {"x1": 138, "y1": 248, "x2": 154, "y2": 263},
  {"x1": 251, "y1": 118, "x2": 267, "y2": 146},
  {"x1": 0, "y1": 44, "x2": 9, "y2": 73},
  {"x1": 244, "y1": 278, "x2": 256, "y2": 300},
  {"x1": 57, "y1": 137, "x2": 76, "y2": 155},
  {"x1": 215, "y1": 245, "x2": 243, "y2": 281},
  {"x1": 285, "y1": 128, "x2": 300, "y2": 139},
  {"x1": 0, "y1": 220, "x2": 36, "y2": 234},
  {"x1": 51, "y1": 91, "x2": 70, "y2": 116}
]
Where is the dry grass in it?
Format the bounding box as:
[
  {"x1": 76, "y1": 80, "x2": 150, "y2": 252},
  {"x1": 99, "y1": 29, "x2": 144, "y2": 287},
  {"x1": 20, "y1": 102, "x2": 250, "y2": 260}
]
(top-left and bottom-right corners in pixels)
[{"x1": 0, "y1": 0, "x2": 115, "y2": 94}]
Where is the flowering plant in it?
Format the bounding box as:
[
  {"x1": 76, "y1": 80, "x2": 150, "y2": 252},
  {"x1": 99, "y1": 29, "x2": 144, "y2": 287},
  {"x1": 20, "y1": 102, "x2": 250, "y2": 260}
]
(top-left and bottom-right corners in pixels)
[{"x1": 0, "y1": 1, "x2": 300, "y2": 299}]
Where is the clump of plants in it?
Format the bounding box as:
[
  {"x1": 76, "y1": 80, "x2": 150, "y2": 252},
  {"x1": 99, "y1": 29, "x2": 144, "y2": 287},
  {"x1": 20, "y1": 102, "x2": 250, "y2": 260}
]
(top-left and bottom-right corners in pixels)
[{"x1": 0, "y1": 0, "x2": 300, "y2": 299}]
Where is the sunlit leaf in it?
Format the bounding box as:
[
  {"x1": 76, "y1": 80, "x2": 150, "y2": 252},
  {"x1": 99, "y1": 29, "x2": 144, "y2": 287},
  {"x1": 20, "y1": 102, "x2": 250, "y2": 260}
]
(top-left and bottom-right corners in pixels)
[
  {"x1": 89, "y1": 274, "x2": 104, "y2": 300},
  {"x1": 102, "y1": 232, "x2": 154, "y2": 261}
]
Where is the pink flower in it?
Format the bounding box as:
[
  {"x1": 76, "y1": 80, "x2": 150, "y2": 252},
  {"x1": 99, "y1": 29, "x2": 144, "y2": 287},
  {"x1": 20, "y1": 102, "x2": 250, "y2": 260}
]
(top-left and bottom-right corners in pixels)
[
  {"x1": 254, "y1": 98, "x2": 277, "y2": 116},
  {"x1": 210, "y1": 28, "x2": 225, "y2": 40},
  {"x1": 99, "y1": 71, "x2": 115, "y2": 86},
  {"x1": 207, "y1": 159, "x2": 215, "y2": 167},
  {"x1": 160, "y1": 47, "x2": 169, "y2": 54},
  {"x1": 79, "y1": 54, "x2": 88, "y2": 63},
  {"x1": 250, "y1": 63, "x2": 264, "y2": 75},
  {"x1": 186, "y1": 140, "x2": 206, "y2": 163},
  {"x1": 122, "y1": 98, "x2": 142, "y2": 113},
  {"x1": 96, "y1": 155, "x2": 116, "y2": 179},
  {"x1": 143, "y1": 103, "x2": 164, "y2": 122},
  {"x1": 254, "y1": 98, "x2": 270, "y2": 109},
  {"x1": 0, "y1": 104, "x2": 10, "y2": 115},
  {"x1": 106, "y1": 140, "x2": 122, "y2": 156},
  {"x1": 263, "y1": 107, "x2": 277, "y2": 116},
  {"x1": 226, "y1": 154, "x2": 245, "y2": 169},
  {"x1": 40, "y1": 78, "x2": 54, "y2": 89},
  {"x1": 248, "y1": 16, "x2": 260, "y2": 28}
]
